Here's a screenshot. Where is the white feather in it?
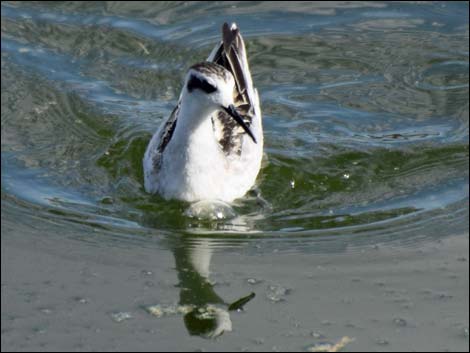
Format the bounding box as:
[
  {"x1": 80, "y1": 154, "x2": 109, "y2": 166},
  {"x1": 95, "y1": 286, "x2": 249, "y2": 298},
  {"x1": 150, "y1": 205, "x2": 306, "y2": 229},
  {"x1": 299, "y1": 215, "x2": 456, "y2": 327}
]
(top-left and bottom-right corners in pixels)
[{"x1": 143, "y1": 23, "x2": 262, "y2": 203}]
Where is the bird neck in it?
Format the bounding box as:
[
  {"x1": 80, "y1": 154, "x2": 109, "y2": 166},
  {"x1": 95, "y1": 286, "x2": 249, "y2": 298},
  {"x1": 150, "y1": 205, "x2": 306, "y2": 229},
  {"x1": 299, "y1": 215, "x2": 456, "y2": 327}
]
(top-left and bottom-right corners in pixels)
[{"x1": 172, "y1": 97, "x2": 218, "y2": 150}]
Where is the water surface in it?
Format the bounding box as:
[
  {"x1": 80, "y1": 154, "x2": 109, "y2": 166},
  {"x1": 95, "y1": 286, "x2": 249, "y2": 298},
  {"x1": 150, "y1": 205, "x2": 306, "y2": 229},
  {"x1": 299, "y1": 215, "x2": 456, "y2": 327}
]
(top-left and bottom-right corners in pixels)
[{"x1": 1, "y1": 1, "x2": 469, "y2": 351}]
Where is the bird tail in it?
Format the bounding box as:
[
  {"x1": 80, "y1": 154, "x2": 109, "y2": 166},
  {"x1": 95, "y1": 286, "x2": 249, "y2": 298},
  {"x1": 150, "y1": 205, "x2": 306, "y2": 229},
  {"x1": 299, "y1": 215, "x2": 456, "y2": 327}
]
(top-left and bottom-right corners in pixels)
[{"x1": 207, "y1": 23, "x2": 255, "y2": 116}]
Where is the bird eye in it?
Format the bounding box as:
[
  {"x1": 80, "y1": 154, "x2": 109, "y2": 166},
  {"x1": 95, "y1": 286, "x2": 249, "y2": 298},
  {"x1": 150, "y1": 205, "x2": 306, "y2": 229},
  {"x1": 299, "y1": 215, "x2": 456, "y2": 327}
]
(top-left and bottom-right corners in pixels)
[{"x1": 187, "y1": 75, "x2": 217, "y2": 94}]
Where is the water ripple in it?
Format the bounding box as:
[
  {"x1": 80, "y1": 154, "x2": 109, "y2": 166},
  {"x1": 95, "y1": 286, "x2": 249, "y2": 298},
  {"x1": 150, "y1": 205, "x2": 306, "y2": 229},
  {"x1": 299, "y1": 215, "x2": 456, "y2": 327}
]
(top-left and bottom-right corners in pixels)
[{"x1": 1, "y1": 1, "x2": 468, "y2": 253}]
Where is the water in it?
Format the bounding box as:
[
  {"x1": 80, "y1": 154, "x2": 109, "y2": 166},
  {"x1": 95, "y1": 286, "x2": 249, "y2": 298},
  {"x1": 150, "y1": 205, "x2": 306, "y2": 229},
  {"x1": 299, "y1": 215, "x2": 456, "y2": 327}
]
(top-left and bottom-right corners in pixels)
[{"x1": 1, "y1": 2, "x2": 469, "y2": 351}]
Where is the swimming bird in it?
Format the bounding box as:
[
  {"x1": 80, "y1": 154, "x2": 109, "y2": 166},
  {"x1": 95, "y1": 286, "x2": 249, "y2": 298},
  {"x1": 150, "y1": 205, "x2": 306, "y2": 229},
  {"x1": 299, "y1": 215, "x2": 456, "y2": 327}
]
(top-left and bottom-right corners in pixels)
[{"x1": 144, "y1": 23, "x2": 263, "y2": 203}]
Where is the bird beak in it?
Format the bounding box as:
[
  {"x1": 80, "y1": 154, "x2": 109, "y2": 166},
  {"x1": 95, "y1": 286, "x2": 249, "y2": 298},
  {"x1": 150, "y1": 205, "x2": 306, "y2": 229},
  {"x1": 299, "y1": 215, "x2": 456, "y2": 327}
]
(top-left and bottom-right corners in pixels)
[{"x1": 221, "y1": 105, "x2": 257, "y2": 144}]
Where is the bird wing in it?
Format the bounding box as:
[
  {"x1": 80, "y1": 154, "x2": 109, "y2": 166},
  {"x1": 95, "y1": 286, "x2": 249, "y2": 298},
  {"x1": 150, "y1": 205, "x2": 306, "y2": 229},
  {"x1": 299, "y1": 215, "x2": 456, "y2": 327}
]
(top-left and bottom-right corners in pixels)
[
  {"x1": 149, "y1": 101, "x2": 179, "y2": 171},
  {"x1": 208, "y1": 22, "x2": 258, "y2": 155}
]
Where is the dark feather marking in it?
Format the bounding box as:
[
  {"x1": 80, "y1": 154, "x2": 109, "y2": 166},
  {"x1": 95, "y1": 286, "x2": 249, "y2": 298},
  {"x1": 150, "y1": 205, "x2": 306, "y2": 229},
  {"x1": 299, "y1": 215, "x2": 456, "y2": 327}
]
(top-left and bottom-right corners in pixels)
[
  {"x1": 190, "y1": 62, "x2": 230, "y2": 81},
  {"x1": 152, "y1": 103, "x2": 179, "y2": 170},
  {"x1": 187, "y1": 74, "x2": 217, "y2": 94},
  {"x1": 158, "y1": 115, "x2": 177, "y2": 153},
  {"x1": 215, "y1": 109, "x2": 251, "y2": 155}
]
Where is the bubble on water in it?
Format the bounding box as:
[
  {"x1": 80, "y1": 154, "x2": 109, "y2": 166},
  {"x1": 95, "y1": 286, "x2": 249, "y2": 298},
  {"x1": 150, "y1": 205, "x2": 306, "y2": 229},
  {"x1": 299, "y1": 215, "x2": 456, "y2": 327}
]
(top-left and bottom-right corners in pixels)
[
  {"x1": 32, "y1": 327, "x2": 47, "y2": 334},
  {"x1": 310, "y1": 331, "x2": 326, "y2": 339},
  {"x1": 435, "y1": 291, "x2": 453, "y2": 300},
  {"x1": 39, "y1": 308, "x2": 53, "y2": 315},
  {"x1": 247, "y1": 278, "x2": 263, "y2": 285},
  {"x1": 252, "y1": 337, "x2": 265, "y2": 345},
  {"x1": 393, "y1": 317, "x2": 408, "y2": 327},
  {"x1": 185, "y1": 200, "x2": 236, "y2": 220},
  {"x1": 144, "y1": 304, "x2": 194, "y2": 318},
  {"x1": 100, "y1": 196, "x2": 114, "y2": 204},
  {"x1": 266, "y1": 284, "x2": 291, "y2": 303},
  {"x1": 110, "y1": 311, "x2": 133, "y2": 323},
  {"x1": 75, "y1": 297, "x2": 89, "y2": 304},
  {"x1": 307, "y1": 337, "x2": 354, "y2": 352},
  {"x1": 376, "y1": 338, "x2": 389, "y2": 346},
  {"x1": 140, "y1": 269, "x2": 153, "y2": 277}
]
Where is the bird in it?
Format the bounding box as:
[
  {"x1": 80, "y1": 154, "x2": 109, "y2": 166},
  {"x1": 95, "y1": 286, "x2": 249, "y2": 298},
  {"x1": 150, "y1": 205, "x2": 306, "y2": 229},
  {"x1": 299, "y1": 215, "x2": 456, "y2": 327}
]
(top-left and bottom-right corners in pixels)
[{"x1": 143, "y1": 22, "x2": 263, "y2": 203}]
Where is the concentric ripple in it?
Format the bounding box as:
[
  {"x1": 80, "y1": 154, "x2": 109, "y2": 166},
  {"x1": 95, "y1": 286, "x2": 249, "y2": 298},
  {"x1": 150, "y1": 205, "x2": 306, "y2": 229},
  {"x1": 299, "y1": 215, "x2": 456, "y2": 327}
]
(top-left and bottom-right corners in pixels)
[{"x1": 1, "y1": 1, "x2": 468, "y2": 252}]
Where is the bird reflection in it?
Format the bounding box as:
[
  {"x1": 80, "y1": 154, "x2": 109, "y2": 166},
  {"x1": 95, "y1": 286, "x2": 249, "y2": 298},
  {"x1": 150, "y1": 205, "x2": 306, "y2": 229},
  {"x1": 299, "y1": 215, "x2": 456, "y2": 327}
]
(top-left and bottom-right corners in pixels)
[{"x1": 172, "y1": 237, "x2": 255, "y2": 338}]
